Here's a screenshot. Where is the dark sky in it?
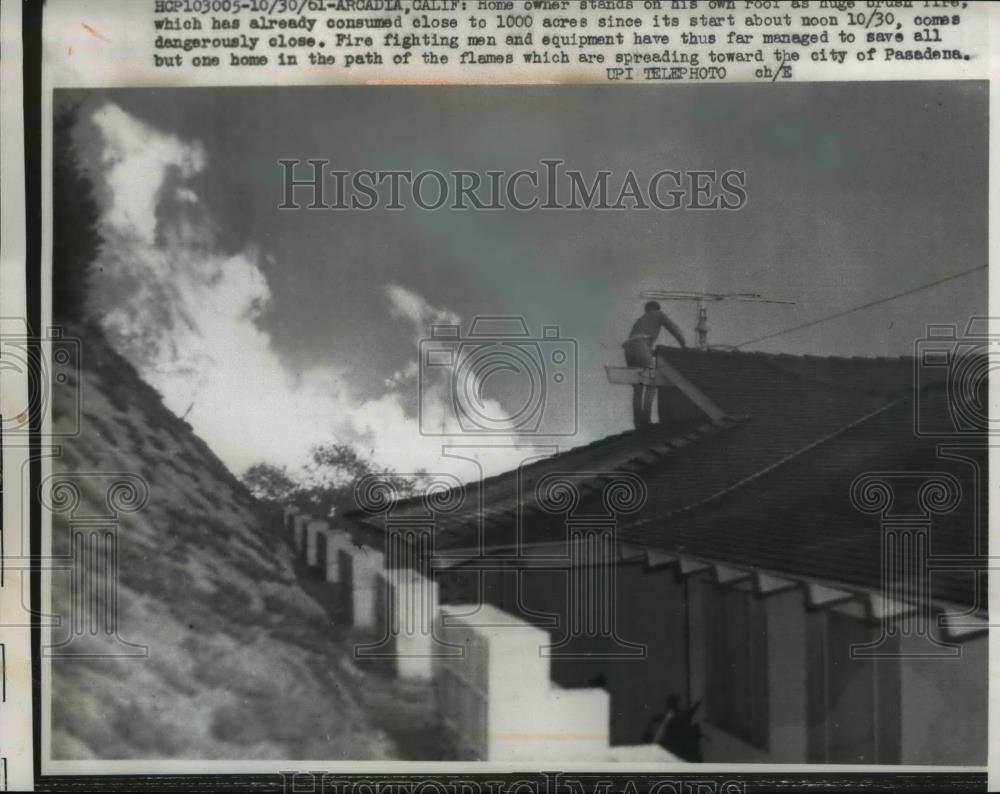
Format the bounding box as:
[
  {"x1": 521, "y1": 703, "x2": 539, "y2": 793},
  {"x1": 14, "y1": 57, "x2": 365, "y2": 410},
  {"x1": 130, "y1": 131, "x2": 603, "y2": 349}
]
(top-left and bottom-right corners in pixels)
[{"x1": 63, "y1": 81, "x2": 988, "y2": 457}]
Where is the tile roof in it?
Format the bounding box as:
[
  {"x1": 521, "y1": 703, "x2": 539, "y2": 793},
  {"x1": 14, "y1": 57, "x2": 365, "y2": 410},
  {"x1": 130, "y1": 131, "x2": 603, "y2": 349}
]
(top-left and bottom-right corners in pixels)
[
  {"x1": 350, "y1": 348, "x2": 983, "y2": 609},
  {"x1": 620, "y1": 387, "x2": 986, "y2": 610}
]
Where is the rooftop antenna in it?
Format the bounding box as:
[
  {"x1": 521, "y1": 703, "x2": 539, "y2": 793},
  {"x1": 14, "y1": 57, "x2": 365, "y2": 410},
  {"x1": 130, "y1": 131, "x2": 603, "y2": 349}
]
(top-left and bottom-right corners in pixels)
[{"x1": 639, "y1": 289, "x2": 796, "y2": 349}]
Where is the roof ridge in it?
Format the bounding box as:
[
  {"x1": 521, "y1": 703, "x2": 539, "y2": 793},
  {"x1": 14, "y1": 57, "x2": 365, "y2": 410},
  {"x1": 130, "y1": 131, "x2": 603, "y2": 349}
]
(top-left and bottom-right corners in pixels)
[
  {"x1": 367, "y1": 425, "x2": 658, "y2": 513},
  {"x1": 697, "y1": 347, "x2": 915, "y2": 364},
  {"x1": 347, "y1": 416, "x2": 741, "y2": 520}
]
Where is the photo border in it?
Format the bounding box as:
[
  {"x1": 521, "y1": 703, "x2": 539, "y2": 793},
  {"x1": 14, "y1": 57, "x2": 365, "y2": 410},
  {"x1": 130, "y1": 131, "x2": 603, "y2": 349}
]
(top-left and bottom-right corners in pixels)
[{"x1": 15, "y1": 1, "x2": 994, "y2": 790}]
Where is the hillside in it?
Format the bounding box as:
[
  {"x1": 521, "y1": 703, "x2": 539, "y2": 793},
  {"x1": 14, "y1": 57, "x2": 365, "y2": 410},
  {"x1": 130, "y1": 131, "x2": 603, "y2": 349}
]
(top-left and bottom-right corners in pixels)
[{"x1": 49, "y1": 322, "x2": 400, "y2": 760}]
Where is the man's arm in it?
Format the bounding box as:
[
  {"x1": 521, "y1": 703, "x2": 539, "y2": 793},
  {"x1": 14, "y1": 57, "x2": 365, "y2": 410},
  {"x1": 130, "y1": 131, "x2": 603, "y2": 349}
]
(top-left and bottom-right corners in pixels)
[{"x1": 659, "y1": 311, "x2": 687, "y2": 348}]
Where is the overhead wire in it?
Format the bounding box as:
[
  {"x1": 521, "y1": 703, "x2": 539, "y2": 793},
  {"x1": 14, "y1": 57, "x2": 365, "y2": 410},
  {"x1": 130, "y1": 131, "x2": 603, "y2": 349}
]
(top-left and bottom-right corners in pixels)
[{"x1": 730, "y1": 264, "x2": 987, "y2": 350}]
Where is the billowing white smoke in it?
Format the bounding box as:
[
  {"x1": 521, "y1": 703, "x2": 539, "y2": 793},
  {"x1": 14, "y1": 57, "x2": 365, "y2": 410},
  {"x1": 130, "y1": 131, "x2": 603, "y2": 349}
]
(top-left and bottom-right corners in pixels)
[{"x1": 82, "y1": 102, "x2": 536, "y2": 483}]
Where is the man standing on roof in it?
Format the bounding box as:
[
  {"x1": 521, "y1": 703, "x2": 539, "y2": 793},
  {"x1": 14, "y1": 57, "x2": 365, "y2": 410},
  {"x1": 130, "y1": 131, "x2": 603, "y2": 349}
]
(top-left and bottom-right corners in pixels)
[{"x1": 623, "y1": 301, "x2": 687, "y2": 428}]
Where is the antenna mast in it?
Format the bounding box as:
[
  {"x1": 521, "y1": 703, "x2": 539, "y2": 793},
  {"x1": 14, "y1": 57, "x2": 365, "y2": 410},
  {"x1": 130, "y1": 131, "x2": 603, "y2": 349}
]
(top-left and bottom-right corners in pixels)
[{"x1": 639, "y1": 290, "x2": 796, "y2": 349}]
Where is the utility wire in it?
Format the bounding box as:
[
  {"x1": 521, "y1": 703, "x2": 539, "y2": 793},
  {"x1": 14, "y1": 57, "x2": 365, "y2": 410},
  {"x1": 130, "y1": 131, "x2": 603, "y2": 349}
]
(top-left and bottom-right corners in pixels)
[{"x1": 732, "y1": 264, "x2": 987, "y2": 350}]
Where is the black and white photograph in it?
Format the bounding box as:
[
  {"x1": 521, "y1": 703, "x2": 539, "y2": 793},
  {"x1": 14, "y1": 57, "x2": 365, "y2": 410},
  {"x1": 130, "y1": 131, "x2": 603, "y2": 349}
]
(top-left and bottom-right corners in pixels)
[{"x1": 40, "y1": 78, "x2": 988, "y2": 774}]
